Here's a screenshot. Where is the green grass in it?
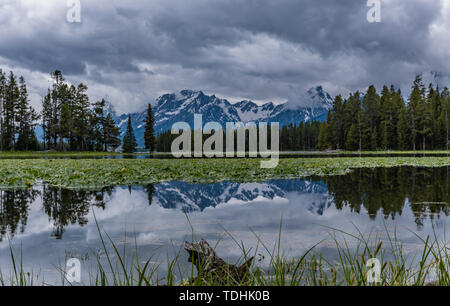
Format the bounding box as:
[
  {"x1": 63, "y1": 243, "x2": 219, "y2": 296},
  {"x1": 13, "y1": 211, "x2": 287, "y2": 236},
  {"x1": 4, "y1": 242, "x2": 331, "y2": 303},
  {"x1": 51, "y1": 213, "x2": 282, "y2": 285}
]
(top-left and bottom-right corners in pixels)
[
  {"x1": 2, "y1": 223, "x2": 449, "y2": 286},
  {"x1": 0, "y1": 151, "x2": 173, "y2": 158},
  {"x1": 1, "y1": 157, "x2": 450, "y2": 188},
  {"x1": 282, "y1": 150, "x2": 450, "y2": 155},
  {"x1": 0, "y1": 240, "x2": 42, "y2": 286},
  {"x1": 0, "y1": 150, "x2": 448, "y2": 158}
]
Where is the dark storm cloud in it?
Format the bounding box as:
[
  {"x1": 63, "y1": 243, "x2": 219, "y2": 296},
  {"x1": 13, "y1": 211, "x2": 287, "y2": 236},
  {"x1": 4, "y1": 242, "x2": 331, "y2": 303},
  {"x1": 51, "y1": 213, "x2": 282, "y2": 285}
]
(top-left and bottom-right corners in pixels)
[{"x1": 0, "y1": 0, "x2": 448, "y2": 112}]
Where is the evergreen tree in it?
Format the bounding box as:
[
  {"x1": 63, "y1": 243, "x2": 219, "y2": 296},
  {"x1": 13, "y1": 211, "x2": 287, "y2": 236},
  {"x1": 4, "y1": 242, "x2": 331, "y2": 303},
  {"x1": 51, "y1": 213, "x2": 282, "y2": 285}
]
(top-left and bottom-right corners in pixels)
[
  {"x1": 43, "y1": 70, "x2": 65, "y2": 150},
  {"x1": 441, "y1": 88, "x2": 450, "y2": 150},
  {"x1": 0, "y1": 70, "x2": 6, "y2": 151},
  {"x1": 103, "y1": 113, "x2": 121, "y2": 151},
  {"x1": 407, "y1": 75, "x2": 426, "y2": 151},
  {"x1": 91, "y1": 99, "x2": 106, "y2": 151},
  {"x1": 379, "y1": 85, "x2": 399, "y2": 150},
  {"x1": 391, "y1": 88, "x2": 406, "y2": 149},
  {"x1": 429, "y1": 85, "x2": 441, "y2": 149},
  {"x1": 397, "y1": 107, "x2": 410, "y2": 150},
  {"x1": 417, "y1": 84, "x2": 433, "y2": 150},
  {"x1": 3, "y1": 71, "x2": 19, "y2": 150},
  {"x1": 280, "y1": 125, "x2": 289, "y2": 151},
  {"x1": 144, "y1": 104, "x2": 156, "y2": 152},
  {"x1": 72, "y1": 83, "x2": 91, "y2": 151},
  {"x1": 318, "y1": 122, "x2": 329, "y2": 150},
  {"x1": 328, "y1": 95, "x2": 346, "y2": 149},
  {"x1": 16, "y1": 76, "x2": 39, "y2": 150},
  {"x1": 362, "y1": 85, "x2": 381, "y2": 150},
  {"x1": 59, "y1": 84, "x2": 73, "y2": 151},
  {"x1": 41, "y1": 90, "x2": 52, "y2": 150},
  {"x1": 343, "y1": 92, "x2": 362, "y2": 151},
  {"x1": 122, "y1": 115, "x2": 137, "y2": 153},
  {"x1": 345, "y1": 124, "x2": 360, "y2": 151}
]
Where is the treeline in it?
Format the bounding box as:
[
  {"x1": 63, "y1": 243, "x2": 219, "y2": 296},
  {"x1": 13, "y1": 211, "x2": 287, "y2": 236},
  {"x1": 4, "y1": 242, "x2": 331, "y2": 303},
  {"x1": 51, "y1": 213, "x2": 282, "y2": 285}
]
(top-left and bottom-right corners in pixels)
[
  {"x1": 0, "y1": 70, "x2": 40, "y2": 151},
  {"x1": 0, "y1": 69, "x2": 123, "y2": 152},
  {"x1": 0, "y1": 70, "x2": 159, "y2": 153},
  {"x1": 280, "y1": 122, "x2": 321, "y2": 151},
  {"x1": 155, "y1": 122, "x2": 320, "y2": 153},
  {"x1": 42, "y1": 70, "x2": 121, "y2": 151},
  {"x1": 319, "y1": 76, "x2": 450, "y2": 151},
  {"x1": 156, "y1": 126, "x2": 277, "y2": 153}
]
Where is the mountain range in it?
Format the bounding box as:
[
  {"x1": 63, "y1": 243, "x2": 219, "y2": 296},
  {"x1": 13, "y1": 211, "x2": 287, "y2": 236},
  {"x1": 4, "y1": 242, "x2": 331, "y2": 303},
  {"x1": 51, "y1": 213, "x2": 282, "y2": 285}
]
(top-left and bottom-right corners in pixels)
[
  {"x1": 108, "y1": 86, "x2": 333, "y2": 147},
  {"x1": 146, "y1": 179, "x2": 333, "y2": 215}
]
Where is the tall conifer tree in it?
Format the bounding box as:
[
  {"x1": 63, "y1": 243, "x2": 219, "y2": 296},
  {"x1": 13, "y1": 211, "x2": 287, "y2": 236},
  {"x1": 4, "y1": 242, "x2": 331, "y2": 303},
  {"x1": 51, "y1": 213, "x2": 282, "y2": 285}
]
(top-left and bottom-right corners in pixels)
[
  {"x1": 144, "y1": 104, "x2": 156, "y2": 152},
  {"x1": 122, "y1": 115, "x2": 137, "y2": 153}
]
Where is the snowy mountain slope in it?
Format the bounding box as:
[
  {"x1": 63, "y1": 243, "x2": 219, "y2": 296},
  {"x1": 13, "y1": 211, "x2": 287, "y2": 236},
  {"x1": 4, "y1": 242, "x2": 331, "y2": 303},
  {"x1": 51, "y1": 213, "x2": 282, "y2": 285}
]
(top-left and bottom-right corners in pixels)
[{"x1": 105, "y1": 86, "x2": 334, "y2": 147}]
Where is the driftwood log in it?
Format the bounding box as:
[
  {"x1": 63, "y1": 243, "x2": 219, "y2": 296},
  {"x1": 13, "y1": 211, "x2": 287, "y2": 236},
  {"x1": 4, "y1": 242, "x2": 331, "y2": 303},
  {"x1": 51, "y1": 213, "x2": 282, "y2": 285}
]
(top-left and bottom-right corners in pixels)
[{"x1": 184, "y1": 239, "x2": 253, "y2": 285}]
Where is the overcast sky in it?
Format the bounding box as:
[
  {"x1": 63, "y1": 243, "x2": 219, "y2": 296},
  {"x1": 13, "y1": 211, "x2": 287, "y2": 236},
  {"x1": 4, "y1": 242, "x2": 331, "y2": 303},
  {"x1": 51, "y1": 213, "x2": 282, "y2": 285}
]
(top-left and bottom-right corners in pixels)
[{"x1": 0, "y1": 0, "x2": 449, "y2": 113}]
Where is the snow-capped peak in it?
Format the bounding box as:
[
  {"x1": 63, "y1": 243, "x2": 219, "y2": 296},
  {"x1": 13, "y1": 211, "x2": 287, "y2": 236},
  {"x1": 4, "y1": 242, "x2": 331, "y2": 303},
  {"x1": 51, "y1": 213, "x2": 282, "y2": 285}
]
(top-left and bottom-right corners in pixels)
[
  {"x1": 106, "y1": 86, "x2": 333, "y2": 147},
  {"x1": 306, "y1": 86, "x2": 334, "y2": 110}
]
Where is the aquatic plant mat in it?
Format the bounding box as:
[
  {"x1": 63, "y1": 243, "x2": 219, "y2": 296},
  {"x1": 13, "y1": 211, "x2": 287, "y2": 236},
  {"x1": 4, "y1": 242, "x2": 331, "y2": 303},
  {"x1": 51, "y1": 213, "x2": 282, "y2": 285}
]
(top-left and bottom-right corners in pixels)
[{"x1": 1, "y1": 157, "x2": 450, "y2": 188}]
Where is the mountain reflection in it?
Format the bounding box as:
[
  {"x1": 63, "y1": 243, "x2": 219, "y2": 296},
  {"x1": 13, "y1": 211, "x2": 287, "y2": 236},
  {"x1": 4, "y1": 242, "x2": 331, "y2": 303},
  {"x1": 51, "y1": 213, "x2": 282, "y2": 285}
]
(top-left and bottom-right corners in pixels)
[{"x1": 0, "y1": 166, "x2": 449, "y2": 240}]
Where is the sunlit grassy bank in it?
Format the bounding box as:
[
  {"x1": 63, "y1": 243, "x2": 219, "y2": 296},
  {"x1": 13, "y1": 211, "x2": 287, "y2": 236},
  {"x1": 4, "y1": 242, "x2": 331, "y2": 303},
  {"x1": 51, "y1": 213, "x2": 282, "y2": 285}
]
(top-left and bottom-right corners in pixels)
[
  {"x1": 1, "y1": 225, "x2": 449, "y2": 286},
  {"x1": 1, "y1": 157, "x2": 450, "y2": 188},
  {"x1": 0, "y1": 151, "x2": 168, "y2": 158},
  {"x1": 0, "y1": 150, "x2": 449, "y2": 158}
]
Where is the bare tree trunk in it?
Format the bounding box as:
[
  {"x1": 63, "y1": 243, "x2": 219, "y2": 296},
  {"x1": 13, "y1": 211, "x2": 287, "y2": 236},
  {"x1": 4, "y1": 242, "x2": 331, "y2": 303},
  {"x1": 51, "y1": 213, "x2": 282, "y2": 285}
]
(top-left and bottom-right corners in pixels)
[{"x1": 184, "y1": 239, "x2": 253, "y2": 285}]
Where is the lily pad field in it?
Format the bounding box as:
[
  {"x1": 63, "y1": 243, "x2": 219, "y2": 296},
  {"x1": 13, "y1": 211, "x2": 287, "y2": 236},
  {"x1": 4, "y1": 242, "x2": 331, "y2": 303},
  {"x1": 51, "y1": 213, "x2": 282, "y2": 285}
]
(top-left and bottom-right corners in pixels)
[{"x1": 1, "y1": 156, "x2": 450, "y2": 188}]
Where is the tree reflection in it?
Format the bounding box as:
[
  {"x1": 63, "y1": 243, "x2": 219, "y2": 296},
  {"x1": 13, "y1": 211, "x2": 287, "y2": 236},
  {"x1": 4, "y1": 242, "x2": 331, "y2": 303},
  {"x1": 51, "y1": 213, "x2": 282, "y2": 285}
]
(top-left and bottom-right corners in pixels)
[
  {"x1": 0, "y1": 189, "x2": 40, "y2": 242},
  {"x1": 146, "y1": 184, "x2": 155, "y2": 206},
  {"x1": 42, "y1": 186, "x2": 112, "y2": 239},
  {"x1": 0, "y1": 185, "x2": 154, "y2": 241},
  {"x1": 322, "y1": 166, "x2": 450, "y2": 225}
]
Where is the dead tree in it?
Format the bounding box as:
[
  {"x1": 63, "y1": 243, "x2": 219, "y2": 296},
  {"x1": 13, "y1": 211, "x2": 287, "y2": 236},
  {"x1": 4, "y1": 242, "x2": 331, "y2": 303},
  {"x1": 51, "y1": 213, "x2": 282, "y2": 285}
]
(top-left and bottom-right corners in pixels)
[{"x1": 184, "y1": 239, "x2": 254, "y2": 285}]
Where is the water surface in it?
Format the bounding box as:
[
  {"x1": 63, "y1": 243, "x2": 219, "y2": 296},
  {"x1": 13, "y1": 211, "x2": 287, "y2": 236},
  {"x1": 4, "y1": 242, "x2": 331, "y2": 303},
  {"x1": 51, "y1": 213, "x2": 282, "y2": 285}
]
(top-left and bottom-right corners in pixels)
[{"x1": 0, "y1": 166, "x2": 449, "y2": 284}]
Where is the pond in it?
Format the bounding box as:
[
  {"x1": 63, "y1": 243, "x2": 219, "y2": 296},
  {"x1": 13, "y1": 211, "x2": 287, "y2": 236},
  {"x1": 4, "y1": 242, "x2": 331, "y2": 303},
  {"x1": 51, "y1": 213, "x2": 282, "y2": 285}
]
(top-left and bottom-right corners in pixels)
[{"x1": 0, "y1": 166, "x2": 449, "y2": 284}]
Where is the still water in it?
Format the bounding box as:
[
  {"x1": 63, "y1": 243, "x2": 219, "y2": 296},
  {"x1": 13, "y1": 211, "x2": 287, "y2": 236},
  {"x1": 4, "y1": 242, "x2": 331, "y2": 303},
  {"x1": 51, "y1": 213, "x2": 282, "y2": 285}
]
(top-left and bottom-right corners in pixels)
[{"x1": 0, "y1": 167, "x2": 449, "y2": 284}]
